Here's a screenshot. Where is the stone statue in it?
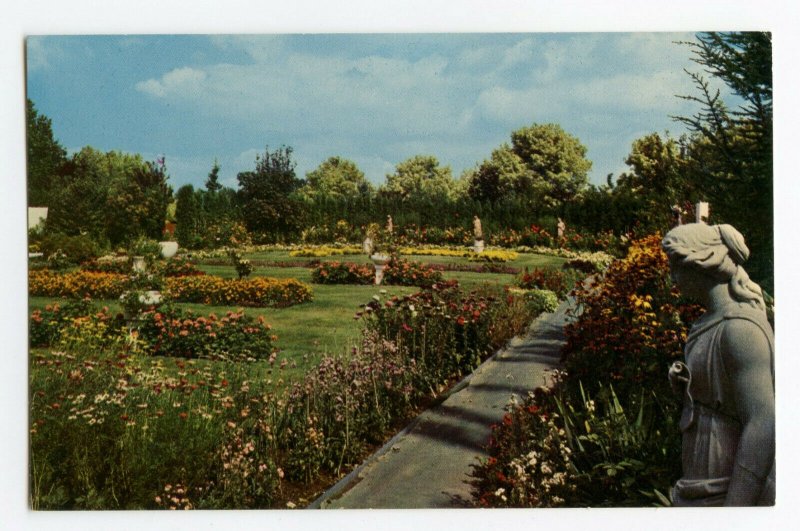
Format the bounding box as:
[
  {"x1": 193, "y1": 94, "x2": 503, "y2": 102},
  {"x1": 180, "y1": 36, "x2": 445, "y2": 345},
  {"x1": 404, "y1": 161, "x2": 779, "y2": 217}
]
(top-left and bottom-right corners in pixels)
[
  {"x1": 662, "y1": 223, "x2": 774, "y2": 506},
  {"x1": 473, "y1": 215, "x2": 483, "y2": 241},
  {"x1": 386, "y1": 215, "x2": 393, "y2": 234},
  {"x1": 557, "y1": 218, "x2": 566, "y2": 239}
]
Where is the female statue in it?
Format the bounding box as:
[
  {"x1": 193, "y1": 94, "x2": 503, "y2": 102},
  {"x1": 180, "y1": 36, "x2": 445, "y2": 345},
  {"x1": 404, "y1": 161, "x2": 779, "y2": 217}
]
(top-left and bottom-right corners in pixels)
[
  {"x1": 662, "y1": 223, "x2": 774, "y2": 506},
  {"x1": 473, "y1": 215, "x2": 483, "y2": 241}
]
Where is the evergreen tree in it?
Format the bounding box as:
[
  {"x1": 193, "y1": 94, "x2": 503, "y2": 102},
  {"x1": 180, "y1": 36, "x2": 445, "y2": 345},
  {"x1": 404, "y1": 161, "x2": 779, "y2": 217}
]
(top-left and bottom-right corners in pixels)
[{"x1": 26, "y1": 99, "x2": 66, "y2": 206}]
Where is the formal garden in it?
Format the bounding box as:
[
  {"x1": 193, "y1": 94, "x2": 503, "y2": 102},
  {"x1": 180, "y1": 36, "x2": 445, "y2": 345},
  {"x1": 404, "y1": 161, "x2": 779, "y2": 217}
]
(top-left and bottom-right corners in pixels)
[{"x1": 26, "y1": 32, "x2": 773, "y2": 509}]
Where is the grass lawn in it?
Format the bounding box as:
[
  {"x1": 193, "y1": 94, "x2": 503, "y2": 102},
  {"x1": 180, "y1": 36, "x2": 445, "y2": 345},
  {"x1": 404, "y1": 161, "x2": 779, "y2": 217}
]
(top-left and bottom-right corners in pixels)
[{"x1": 28, "y1": 251, "x2": 564, "y2": 384}]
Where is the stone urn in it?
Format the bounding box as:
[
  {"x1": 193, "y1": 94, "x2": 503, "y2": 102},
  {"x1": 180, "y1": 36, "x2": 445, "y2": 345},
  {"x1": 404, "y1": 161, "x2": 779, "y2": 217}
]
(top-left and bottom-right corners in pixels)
[
  {"x1": 132, "y1": 256, "x2": 147, "y2": 273},
  {"x1": 159, "y1": 241, "x2": 179, "y2": 259},
  {"x1": 370, "y1": 253, "x2": 390, "y2": 285}
]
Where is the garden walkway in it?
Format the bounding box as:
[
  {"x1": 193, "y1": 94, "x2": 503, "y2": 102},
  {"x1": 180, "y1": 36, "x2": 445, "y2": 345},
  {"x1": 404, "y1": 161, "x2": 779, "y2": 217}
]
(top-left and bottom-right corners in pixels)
[{"x1": 310, "y1": 296, "x2": 574, "y2": 509}]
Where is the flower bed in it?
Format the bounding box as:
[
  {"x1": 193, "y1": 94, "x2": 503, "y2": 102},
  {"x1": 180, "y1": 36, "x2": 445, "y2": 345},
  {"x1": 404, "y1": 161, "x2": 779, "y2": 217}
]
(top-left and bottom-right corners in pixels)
[
  {"x1": 288, "y1": 245, "x2": 363, "y2": 257},
  {"x1": 398, "y1": 246, "x2": 472, "y2": 258},
  {"x1": 310, "y1": 257, "x2": 443, "y2": 287},
  {"x1": 311, "y1": 261, "x2": 372, "y2": 285},
  {"x1": 29, "y1": 270, "x2": 129, "y2": 299},
  {"x1": 136, "y1": 306, "x2": 277, "y2": 362},
  {"x1": 468, "y1": 249, "x2": 519, "y2": 263},
  {"x1": 514, "y1": 267, "x2": 582, "y2": 299},
  {"x1": 561, "y1": 234, "x2": 701, "y2": 400},
  {"x1": 30, "y1": 300, "x2": 278, "y2": 363},
  {"x1": 383, "y1": 257, "x2": 444, "y2": 288},
  {"x1": 30, "y1": 279, "x2": 541, "y2": 509},
  {"x1": 358, "y1": 281, "x2": 536, "y2": 391},
  {"x1": 470, "y1": 233, "x2": 702, "y2": 508},
  {"x1": 152, "y1": 256, "x2": 206, "y2": 277},
  {"x1": 164, "y1": 276, "x2": 313, "y2": 308}
]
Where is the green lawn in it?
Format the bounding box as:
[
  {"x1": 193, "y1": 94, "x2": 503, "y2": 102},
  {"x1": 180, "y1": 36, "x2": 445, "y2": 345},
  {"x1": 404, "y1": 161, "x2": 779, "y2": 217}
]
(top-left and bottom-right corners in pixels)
[{"x1": 29, "y1": 251, "x2": 565, "y2": 382}]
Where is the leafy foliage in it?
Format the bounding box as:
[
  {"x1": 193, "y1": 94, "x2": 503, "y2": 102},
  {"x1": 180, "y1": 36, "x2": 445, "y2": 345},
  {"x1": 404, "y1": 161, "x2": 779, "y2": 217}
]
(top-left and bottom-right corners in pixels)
[
  {"x1": 237, "y1": 146, "x2": 305, "y2": 242},
  {"x1": 301, "y1": 156, "x2": 373, "y2": 199},
  {"x1": 674, "y1": 31, "x2": 773, "y2": 291},
  {"x1": 26, "y1": 99, "x2": 67, "y2": 207},
  {"x1": 380, "y1": 155, "x2": 457, "y2": 203},
  {"x1": 562, "y1": 234, "x2": 701, "y2": 401}
]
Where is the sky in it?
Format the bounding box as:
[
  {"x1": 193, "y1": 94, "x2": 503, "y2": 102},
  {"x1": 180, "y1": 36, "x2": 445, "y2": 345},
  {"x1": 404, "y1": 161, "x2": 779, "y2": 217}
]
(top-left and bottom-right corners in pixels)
[{"x1": 25, "y1": 32, "x2": 736, "y2": 190}]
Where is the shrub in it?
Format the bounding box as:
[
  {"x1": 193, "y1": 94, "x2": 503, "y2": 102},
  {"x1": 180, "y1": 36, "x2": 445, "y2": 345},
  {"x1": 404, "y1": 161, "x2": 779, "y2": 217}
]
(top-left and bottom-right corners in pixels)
[
  {"x1": 128, "y1": 236, "x2": 162, "y2": 264},
  {"x1": 311, "y1": 261, "x2": 373, "y2": 285},
  {"x1": 38, "y1": 233, "x2": 102, "y2": 265},
  {"x1": 359, "y1": 281, "x2": 537, "y2": 392},
  {"x1": 164, "y1": 276, "x2": 313, "y2": 308},
  {"x1": 508, "y1": 288, "x2": 559, "y2": 315},
  {"x1": 151, "y1": 256, "x2": 205, "y2": 277},
  {"x1": 515, "y1": 267, "x2": 583, "y2": 299},
  {"x1": 561, "y1": 234, "x2": 701, "y2": 401},
  {"x1": 29, "y1": 299, "x2": 107, "y2": 348},
  {"x1": 136, "y1": 305, "x2": 277, "y2": 362},
  {"x1": 81, "y1": 258, "x2": 132, "y2": 275},
  {"x1": 29, "y1": 270, "x2": 130, "y2": 300},
  {"x1": 227, "y1": 249, "x2": 254, "y2": 279},
  {"x1": 383, "y1": 257, "x2": 444, "y2": 288},
  {"x1": 274, "y1": 330, "x2": 420, "y2": 482},
  {"x1": 471, "y1": 382, "x2": 680, "y2": 508}
]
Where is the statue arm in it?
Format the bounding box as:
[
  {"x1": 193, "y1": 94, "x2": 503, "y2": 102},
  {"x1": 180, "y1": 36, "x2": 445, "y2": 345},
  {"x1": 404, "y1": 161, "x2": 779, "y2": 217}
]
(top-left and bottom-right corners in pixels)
[{"x1": 720, "y1": 319, "x2": 775, "y2": 506}]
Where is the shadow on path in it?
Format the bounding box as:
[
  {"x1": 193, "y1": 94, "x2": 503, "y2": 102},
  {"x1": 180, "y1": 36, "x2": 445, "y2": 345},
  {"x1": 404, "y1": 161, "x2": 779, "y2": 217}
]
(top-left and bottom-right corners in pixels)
[{"x1": 314, "y1": 299, "x2": 573, "y2": 509}]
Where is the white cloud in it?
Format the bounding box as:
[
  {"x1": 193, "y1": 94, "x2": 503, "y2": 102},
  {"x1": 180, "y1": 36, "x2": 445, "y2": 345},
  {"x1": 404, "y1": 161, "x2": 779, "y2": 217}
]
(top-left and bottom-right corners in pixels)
[
  {"x1": 26, "y1": 37, "x2": 61, "y2": 71},
  {"x1": 135, "y1": 67, "x2": 208, "y2": 98},
  {"x1": 129, "y1": 34, "x2": 711, "y2": 185}
]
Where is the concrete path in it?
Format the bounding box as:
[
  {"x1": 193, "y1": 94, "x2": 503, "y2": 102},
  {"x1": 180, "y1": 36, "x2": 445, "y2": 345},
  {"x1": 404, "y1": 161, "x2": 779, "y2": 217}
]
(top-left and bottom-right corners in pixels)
[{"x1": 311, "y1": 297, "x2": 573, "y2": 509}]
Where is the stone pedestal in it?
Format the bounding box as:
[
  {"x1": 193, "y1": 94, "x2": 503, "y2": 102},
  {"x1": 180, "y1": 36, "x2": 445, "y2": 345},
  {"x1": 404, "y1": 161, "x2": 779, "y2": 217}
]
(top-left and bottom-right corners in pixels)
[
  {"x1": 473, "y1": 240, "x2": 484, "y2": 254},
  {"x1": 374, "y1": 264, "x2": 386, "y2": 285},
  {"x1": 132, "y1": 256, "x2": 146, "y2": 273},
  {"x1": 696, "y1": 202, "x2": 710, "y2": 223},
  {"x1": 370, "y1": 253, "x2": 390, "y2": 285}
]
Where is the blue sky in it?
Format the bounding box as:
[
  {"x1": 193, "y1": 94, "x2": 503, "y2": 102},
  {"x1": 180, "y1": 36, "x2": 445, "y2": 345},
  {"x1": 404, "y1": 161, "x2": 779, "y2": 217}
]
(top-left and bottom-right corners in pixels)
[{"x1": 25, "y1": 32, "x2": 735, "y2": 190}]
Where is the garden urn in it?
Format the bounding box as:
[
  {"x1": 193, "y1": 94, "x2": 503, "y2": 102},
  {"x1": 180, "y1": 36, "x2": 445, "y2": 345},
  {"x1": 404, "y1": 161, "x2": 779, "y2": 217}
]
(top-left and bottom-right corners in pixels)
[
  {"x1": 159, "y1": 241, "x2": 179, "y2": 259},
  {"x1": 132, "y1": 256, "x2": 146, "y2": 273}
]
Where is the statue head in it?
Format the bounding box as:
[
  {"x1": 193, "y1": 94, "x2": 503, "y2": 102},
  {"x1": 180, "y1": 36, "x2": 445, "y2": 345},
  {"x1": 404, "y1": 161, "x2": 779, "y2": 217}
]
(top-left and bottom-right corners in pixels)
[{"x1": 662, "y1": 223, "x2": 764, "y2": 309}]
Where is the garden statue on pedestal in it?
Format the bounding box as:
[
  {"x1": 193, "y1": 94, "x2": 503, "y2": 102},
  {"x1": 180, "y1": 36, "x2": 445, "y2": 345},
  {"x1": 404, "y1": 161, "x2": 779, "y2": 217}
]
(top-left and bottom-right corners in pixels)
[
  {"x1": 473, "y1": 215, "x2": 484, "y2": 254},
  {"x1": 386, "y1": 215, "x2": 393, "y2": 234},
  {"x1": 367, "y1": 222, "x2": 390, "y2": 285},
  {"x1": 557, "y1": 217, "x2": 566, "y2": 239},
  {"x1": 662, "y1": 223, "x2": 774, "y2": 506}
]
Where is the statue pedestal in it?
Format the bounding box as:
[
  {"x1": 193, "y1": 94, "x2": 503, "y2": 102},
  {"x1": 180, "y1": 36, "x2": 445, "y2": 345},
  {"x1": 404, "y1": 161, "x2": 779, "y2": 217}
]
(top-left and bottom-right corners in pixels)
[
  {"x1": 374, "y1": 264, "x2": 386, "y2": 285},
  {"x1": 473, "y1": 240, "x2": 484, "y2": 254},
  {"x1": 370, "y1": 253, "x2": 390, "y2": 285}
]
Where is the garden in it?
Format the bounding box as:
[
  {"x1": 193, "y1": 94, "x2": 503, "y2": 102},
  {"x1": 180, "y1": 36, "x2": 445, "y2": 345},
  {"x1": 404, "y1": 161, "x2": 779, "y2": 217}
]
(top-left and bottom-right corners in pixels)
[
  {"x1": 29, "y1": 228, "x2": 616, "y2": 509},
  {"x1": 26, "y1": 32, "x2": 773, "y2": 510}
]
